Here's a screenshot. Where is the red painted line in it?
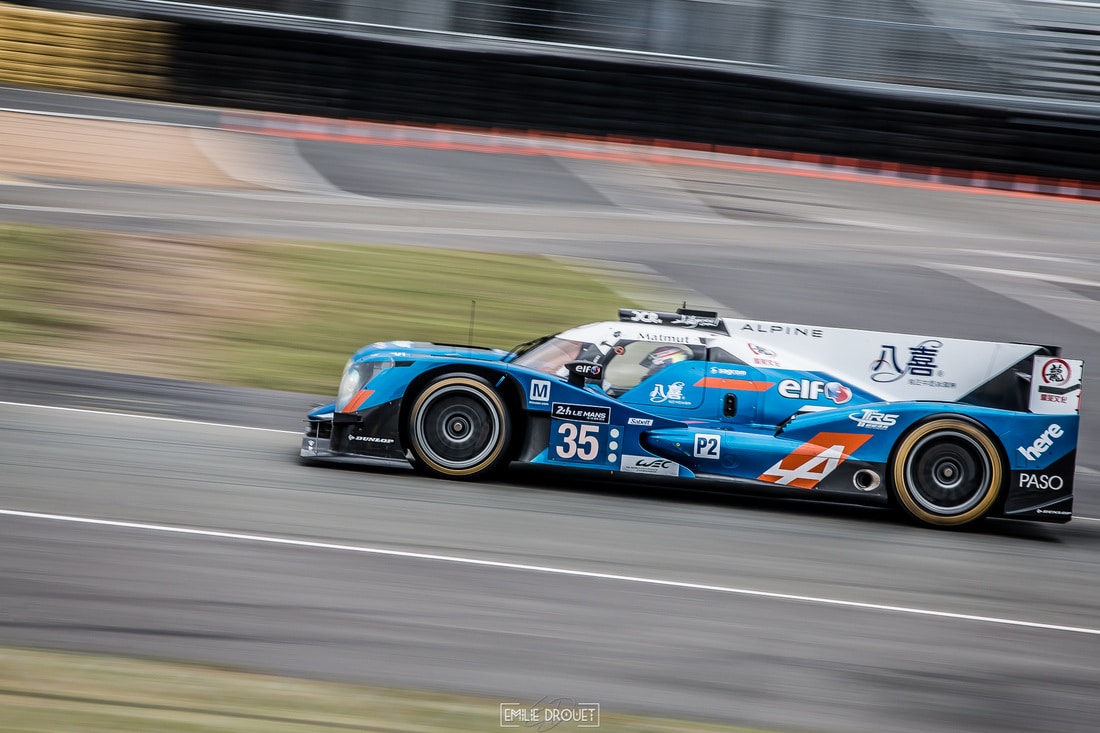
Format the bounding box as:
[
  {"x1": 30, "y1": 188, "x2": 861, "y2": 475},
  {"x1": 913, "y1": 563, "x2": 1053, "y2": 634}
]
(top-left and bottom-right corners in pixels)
[{"x1": 220, "y1": 112, "x2": 1100, "y2": 204}]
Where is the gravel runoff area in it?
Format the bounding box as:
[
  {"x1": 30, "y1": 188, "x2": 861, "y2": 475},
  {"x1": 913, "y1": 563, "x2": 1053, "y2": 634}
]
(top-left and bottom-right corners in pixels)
[{"x1": 0, "y1": 111, "x2": 257, "y2": 187}]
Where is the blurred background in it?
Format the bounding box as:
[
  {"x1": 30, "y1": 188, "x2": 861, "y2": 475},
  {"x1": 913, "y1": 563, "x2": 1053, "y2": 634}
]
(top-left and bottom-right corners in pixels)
[
  {"x1": 3, "y1": 0, "x2": 1100, "y2": 180},
  {"x1": 4, "y1": 4, "x2": 1100, "y2": 733},
  {"x1": 15, "y1": 0, "x2": 1100, "y2": 97}
]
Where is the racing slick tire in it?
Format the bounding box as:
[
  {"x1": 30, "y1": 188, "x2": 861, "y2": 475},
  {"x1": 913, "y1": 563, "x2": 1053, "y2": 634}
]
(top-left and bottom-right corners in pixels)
[
  {"x1": 407, "y1": 373, "x2": 512, "y2": 479},
  {"x1": 890, "y1": 417, "x2": 1004, "y2": 527}
]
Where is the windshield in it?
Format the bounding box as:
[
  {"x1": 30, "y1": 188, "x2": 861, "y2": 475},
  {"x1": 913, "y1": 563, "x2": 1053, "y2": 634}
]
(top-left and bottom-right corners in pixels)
[
  {"x1": 512, "y1": 337, "x2": 599, "y2": 376},
  {"x1": 507, "y1": 334, "x2": 552, "y2": 361}
]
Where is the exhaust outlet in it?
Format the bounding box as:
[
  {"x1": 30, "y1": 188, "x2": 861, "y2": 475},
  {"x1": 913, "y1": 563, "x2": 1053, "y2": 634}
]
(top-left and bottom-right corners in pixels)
[{"x1": 853, "y1": 469, "x2": 881, "y2": 492}]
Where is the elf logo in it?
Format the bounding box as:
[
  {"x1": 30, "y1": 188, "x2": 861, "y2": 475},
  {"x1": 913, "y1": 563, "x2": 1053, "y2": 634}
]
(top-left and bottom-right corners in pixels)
[{"x1": 777, "y1": 379, "x2": 852, "y2": 404}]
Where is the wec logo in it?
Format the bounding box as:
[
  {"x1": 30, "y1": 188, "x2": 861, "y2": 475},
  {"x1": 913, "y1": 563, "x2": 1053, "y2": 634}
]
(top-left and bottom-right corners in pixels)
[{"x1": 622, "y1": 454, "x2": 678, "y2": 475}]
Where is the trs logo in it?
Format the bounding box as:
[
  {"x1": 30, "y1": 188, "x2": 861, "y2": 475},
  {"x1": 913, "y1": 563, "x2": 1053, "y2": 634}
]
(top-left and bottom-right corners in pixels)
[
  {"x1": 777, "y1": 379, "x2": 852, "y2": 404},
  {"x1": 758, "y1": 433, "x2": 872, "y2": 489},
  {"x1": 848, "y1": 409, "x2": 898, "y2": 430}
]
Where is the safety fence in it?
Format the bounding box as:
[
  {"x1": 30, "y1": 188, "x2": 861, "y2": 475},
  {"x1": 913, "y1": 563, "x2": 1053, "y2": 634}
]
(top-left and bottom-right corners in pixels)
[
  {"x1": 169, "y1": 16, "x2": 1100, "y2": 184},
  {"x1": 1, "y1": 1, "x2": 1099, "y2": 188}
]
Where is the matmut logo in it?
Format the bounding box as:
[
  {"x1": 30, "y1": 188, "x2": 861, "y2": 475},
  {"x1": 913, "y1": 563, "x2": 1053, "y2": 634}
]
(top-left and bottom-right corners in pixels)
[{"x1": 757, "y1": 432, "x2": 872, "y2": 489}]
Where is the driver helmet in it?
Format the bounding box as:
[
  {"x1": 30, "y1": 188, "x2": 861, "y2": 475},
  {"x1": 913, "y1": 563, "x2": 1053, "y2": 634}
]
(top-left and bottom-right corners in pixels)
[{"x1": 639, "y1": 344, "x2": 692, "y2": 374}]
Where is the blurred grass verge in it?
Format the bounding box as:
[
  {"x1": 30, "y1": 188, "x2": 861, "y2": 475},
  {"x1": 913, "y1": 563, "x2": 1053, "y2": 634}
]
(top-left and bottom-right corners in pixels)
[
  {"x1": 0, "y1": 646, "x2": 772, "y2": 733},
  {"x1": 0, "y1": 224, "x2": 635, "y2": 393}
]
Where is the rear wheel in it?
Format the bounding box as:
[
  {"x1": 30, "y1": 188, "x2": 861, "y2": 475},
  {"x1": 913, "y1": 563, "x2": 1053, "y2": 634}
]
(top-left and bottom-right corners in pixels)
[
  {"x1": 407, "y1": 374, "x2": 511, "y2": 479},
  {"x1": 891, "y1": 418, "x2": 1004, "y2": 527}
]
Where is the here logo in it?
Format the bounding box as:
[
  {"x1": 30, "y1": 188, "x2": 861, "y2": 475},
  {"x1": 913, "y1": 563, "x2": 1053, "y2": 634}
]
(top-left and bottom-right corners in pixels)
[{"x1": 1017, "y1": 423, "x2": 1064, "y2": 462}]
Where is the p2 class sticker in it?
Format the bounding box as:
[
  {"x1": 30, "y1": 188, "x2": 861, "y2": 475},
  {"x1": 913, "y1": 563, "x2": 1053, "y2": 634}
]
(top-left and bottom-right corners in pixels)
[
  {"x1": 1029, "y1": 357, "x2": 1083, "y2": 415},
  {"x1": 693, "y1": 433, "x2": 721, "y2": 459}
]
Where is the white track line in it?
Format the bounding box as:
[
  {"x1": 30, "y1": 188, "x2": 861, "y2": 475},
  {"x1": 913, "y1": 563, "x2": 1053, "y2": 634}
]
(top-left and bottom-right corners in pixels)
[
  {"x1": 1, "y1": 508, "x2": 1098, "y2": 637},
  {"x1": 959, "y1": 250, "x2": 1094, "y2": 266},
  {"x1": 0, "y1": 401, "x2": 300, "y2": 435},
  {"x1": 933, "y1": 262, "x2": 1100, "y2": 288},
  {"x1": 0, "y1": 105, "x2": 215, "y2": 129}
]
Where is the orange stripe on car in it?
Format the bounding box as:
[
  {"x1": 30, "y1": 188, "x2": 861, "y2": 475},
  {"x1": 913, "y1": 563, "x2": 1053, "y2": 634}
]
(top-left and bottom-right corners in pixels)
[
  {"x1": 343, "y1": 389, "x2": 374, "y2": 413},
  {"x1": 694, "y1": 377, "x2": 775, "y2": 391},
  {"x1": 757, "y1": 432, "x2": 873, "y2": 490}
]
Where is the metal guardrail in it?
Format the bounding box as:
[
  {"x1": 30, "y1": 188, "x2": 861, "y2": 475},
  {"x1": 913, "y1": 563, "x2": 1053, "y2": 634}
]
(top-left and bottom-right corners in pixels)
[{"x1": 1013, "y1": 0, "x2": 1100, "y2": 103}]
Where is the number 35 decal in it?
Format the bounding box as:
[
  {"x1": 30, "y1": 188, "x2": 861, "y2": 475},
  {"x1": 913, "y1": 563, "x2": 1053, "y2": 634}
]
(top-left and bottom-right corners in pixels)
[
  {"x1": 694, "y1": 433, "x2": 721, "y2": 459},
  {"x1": 556, "y1": 423, "x2": 601, "y2": 460}
]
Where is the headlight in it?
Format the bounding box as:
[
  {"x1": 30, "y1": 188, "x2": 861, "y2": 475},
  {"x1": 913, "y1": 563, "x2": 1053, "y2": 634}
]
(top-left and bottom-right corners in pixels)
[
  {"x1": 336, "y1": 358, "x2": 394, "y2": 411},
  {"x1": 337, "y1": 361, "x2": 363, "y2": 409}
]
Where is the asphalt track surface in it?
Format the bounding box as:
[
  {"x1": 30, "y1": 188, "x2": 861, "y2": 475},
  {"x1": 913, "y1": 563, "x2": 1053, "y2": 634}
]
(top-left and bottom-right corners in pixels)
[{"x1": 3, "y1": 87, "x2": 1100, "y2": 732}]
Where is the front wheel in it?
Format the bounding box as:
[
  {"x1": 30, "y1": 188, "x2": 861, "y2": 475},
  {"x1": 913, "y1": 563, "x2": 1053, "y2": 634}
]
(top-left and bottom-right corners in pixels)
[
  {"x1": 407, "y1": 374, "x2": 511, "y2": 479},
  {"x1": 891, "y1": 418, "x2": 1004, "y2": 527}
]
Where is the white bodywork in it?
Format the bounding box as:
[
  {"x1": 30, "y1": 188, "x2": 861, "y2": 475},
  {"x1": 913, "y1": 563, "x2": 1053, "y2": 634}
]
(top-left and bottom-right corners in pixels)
[{"x1": 558, "y1": 316, "x2": 1079, "y2": 414}]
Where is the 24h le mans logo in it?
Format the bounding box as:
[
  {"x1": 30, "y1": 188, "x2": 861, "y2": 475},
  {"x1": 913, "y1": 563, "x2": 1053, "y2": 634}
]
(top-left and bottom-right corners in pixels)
[{"x1": 757, "y1": 433, "x2": 872, "y2": 489}]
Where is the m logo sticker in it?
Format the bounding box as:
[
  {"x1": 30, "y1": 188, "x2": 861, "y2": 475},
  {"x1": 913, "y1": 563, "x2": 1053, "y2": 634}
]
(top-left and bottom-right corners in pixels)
[{"x1": 529, "y1": 379, "x2": 551, "y2": 404}]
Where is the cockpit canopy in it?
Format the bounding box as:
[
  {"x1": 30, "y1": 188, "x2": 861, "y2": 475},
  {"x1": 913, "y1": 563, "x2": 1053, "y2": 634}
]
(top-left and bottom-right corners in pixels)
[{"x1": 511, "y1": 308, "x2": 724, "y2": 397}]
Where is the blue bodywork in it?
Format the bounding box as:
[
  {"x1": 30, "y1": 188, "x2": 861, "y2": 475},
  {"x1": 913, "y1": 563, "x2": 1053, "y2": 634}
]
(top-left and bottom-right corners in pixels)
[{"x1": 303, "y1": 329, "x2": 1079, "y2": 525}]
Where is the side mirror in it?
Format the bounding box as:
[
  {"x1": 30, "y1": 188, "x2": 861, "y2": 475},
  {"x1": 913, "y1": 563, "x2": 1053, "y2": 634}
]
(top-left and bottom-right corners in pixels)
[{"x1": 565, "y1": 360, "x2": 603, "y2": 387}]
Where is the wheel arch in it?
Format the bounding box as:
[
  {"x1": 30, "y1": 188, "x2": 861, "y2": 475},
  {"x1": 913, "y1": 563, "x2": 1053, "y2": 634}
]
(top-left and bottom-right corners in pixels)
[
  {"x1": 886, "y1": 412, "x2": 1009, "y2": 527},
  {"x1": 398, "y1": 364, "x2": 528, "y2": 464}
]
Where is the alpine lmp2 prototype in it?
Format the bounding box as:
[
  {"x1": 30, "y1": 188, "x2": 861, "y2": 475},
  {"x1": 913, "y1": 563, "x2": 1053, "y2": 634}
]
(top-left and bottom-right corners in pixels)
[{"x1": 302, "y1": 308, "x2": 1083, "y2": 528}]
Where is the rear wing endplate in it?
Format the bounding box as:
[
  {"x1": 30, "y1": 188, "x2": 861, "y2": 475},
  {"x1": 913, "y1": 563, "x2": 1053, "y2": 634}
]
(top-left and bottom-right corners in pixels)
[{"x1": 1029, "y1": 357, "x2": 1083, "y2": 414}]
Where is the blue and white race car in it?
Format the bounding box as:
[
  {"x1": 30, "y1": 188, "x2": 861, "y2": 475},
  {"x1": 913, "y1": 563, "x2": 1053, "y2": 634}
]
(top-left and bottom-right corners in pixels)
[{"x1": 302, "y1": 308, "x2": 1082, "y2": 528}]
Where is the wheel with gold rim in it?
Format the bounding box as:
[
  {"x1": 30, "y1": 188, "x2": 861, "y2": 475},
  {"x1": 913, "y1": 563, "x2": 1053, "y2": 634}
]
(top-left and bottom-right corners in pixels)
[
  {"x1": 891, "y1": 418, "x2": 1004, "y2": 527},
  {"x1": 408, "y1": 374, "x2": 511, "y2": 479}
]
